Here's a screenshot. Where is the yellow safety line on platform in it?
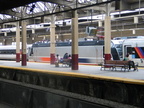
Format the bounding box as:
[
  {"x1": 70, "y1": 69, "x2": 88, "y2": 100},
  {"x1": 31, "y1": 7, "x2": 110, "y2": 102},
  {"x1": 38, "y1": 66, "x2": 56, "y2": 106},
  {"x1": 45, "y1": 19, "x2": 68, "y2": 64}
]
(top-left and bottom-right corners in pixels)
[{"x1": 0, "y1": 65, "x2": 144, "y2": 85}]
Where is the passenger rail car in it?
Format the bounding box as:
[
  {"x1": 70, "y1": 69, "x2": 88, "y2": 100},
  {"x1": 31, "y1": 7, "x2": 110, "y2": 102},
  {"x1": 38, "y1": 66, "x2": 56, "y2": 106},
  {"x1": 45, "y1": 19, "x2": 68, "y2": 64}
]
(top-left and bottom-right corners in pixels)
[
  {"x1": 111, "y1": 38, "x2": 144, "y2": 66},
  {"x1": 0, "y1": 45, "x2": 17, "y2": 60},
  {"x1": 122, "y1": 38, "x2": 144, "y2": 66},
  {"x1": 0, "y1": 45, "x2": 32, "y2": 60},
  {"x1": 28, "y1": 40, "x2": 120, "y2": 64}
]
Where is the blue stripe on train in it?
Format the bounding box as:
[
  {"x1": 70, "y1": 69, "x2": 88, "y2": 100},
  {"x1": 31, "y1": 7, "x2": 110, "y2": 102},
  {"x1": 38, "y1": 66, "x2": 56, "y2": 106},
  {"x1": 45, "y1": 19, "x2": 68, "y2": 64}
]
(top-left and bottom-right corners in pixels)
[{"x1": 78, "y1": 58, "x2": 90, "y2": 63}]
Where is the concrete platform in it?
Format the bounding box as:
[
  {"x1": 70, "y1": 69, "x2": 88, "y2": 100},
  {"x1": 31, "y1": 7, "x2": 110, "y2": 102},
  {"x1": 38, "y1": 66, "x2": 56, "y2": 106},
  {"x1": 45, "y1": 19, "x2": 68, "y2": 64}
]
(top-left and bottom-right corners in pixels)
[
  {"x1": 0, "y1": 60, "x2": 144, "y2": 108},
  {"x1": 0, "y1": 60, "x2": 144, "y2": 81},
  {"x1": 0, "y1": 103, "x2": 14, "y2": 108}
]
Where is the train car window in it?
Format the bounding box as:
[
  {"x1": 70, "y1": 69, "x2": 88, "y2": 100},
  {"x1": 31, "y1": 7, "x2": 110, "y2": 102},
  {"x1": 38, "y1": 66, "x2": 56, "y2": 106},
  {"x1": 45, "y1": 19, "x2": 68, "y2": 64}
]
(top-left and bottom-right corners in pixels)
[
  {"x1": 96, "y1": 40, "x2": 104, "y2": 45},
  {"x1": 43, "y1": 24, "x2": 50, "y2": 27},
  {"x1": 8, "y1": 51, "x2": 10, "y2": 54},
  {"x1": 127, "y1": 47, "x2": 132, "y2": 54},
  {"x1": 78, "y1": 40, "x2": 104, "y2": 46},
  {"x1": 38, "y1": 43, "x2": 50, "y2": 47},
  {"x1": 78, "y1": 41, "x2": 84, "y2": 46},
  {"x1": 82, "y1": 41, "x2": 97, "y2": 46},
  {"x1": 12, "y1": 50, "x2": 16, "y2": 54},
  {"x1": 32, "y1": 40, "x2": 105, "y2": 47},
  {"x1": 1, "y1": 50, "x2": 4, "y2": 54},
  {"x1": 8, "y1": 50, "x2": 16, "y2": 54},
  {"x1": 56, "y1": 42, "x2": 71, "y2": 46},
  {"x1": 127, "y1": 36, "x2": 137, "y2": 39},
  {"x1": 0, "y1": 50, "x2": 16, "y2": 54},
  {"x1": 32, "y1": 44, "x2": 38, "y2": 47}
]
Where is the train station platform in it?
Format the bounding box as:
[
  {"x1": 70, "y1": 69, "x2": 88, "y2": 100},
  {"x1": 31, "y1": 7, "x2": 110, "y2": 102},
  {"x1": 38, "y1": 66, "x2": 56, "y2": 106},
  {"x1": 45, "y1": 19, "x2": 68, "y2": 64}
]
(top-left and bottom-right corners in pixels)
[
  {"x1": 0, "y1": 60, "x2": 144, "y2": 108},
  {"x1": 0, "y1": 60, "x2": 143, "y2": 81}
]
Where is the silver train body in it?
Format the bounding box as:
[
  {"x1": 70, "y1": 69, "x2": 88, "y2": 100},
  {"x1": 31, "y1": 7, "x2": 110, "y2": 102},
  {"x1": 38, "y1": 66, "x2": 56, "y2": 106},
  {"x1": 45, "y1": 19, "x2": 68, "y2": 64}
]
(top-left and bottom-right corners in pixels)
[
  {"x1": 0, "y1": 45, "x2": 17, "y2": 60},
  {"x1": 112, "y1": 38, "x2": 144, "y2": 66},
  {"x1": 28, "y1": 40, "x2": 119, "y2": 64},
  {"x1": 0, "y1": 45, "x2": 31, "y2": 60},
  {"x1": 0, "y1": 38, "x2": 144, "y2": 66},
  {"x1": 0, "y1": 41, "x2": 119, "y2": 65}
]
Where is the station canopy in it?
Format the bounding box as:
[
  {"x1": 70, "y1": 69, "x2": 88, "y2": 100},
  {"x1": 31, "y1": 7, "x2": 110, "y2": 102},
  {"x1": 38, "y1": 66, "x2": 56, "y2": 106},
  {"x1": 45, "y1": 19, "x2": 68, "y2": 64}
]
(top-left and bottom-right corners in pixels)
[
  {"x1": 0, "y1": 0, "x2": 144, "y2": 33},
  {"x1": 0, "y1": 0, "x2": 122, "y2": 24}
]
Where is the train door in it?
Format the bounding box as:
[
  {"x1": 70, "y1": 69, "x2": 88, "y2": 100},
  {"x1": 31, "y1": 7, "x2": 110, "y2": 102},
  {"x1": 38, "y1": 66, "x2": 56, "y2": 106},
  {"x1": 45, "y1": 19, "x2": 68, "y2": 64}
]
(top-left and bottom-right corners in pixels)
[
  {"x1": 123, "y1": 45, "x2": 132, "y2": 58},
  {"x1": 111, "y1": 47, "x2": 120, "y2": 60},
  {"x1": 26, "y1": 46, "x2": 33, "y2": 61},
  {"x1": 27, "y1": 46, "x2": 37, "y2": 61}
]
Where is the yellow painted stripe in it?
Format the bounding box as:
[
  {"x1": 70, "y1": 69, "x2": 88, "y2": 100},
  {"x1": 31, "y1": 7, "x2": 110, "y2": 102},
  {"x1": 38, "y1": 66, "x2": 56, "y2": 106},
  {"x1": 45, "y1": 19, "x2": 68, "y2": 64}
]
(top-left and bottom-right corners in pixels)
[{"x1": 0, "y1": 65, "x2": 144, "y2": 85}]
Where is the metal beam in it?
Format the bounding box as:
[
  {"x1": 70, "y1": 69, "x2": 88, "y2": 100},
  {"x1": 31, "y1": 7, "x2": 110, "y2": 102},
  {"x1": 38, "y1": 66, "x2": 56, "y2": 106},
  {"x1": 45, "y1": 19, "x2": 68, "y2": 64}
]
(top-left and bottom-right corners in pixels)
[{"x1": 0, "y1": 0, "x2": 116, "y2": 24}]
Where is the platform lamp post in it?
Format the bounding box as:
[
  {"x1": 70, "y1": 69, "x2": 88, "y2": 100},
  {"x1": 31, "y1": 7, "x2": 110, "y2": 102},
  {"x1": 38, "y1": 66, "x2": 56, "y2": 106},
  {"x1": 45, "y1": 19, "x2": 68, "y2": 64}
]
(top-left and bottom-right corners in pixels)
[
  {"x1": 104, "y1": 3, "x2": 111, "y2": 60},
  {"x1": 16, "y1": 21, "x2": 21, "y2": 62}
]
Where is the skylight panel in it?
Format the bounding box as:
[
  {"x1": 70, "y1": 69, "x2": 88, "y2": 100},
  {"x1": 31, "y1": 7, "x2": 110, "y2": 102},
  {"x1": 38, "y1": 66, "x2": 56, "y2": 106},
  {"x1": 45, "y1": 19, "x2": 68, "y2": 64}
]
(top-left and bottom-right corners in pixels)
[
  {"x1": 37, "y1": 2, "x2": 46, "y2": 11},
  {"x1": 0, "y1": 14, "x2": 11, "y2": 20}
]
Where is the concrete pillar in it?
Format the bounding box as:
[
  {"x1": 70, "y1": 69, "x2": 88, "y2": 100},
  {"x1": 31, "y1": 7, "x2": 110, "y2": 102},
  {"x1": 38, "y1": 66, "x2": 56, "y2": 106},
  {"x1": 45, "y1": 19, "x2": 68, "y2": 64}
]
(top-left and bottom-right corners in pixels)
[
  {"x1": 21, "y1": 20, "x2": 27, "y2": 66},
  {"x1": 71, "y1": 10, "x2": 79, "y2": 70},
  {"x1": 98, "y1": 21, "x2": 102, "y2": 27},
  {"x1": 3, "y1": 32, "x2": 7, "y2": 45},
  {"x1": 4, "y1": 32, "x2": 7, "y2": 36},
  {"x1": 134, "y1": 16, "x2": 138, "y2": 24},
  {"x1": 32, "y1": 29, "x2": 35, "y2": 34},
  {"x1": 104, "y1": 4, "x2": 111, "y2": 60},
  {"x1": 50, "y1": 15, "x2": 56, "y2": 64},
  {"x1": 16, "y1": 21, "x2": 21, "y2": 62}
]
